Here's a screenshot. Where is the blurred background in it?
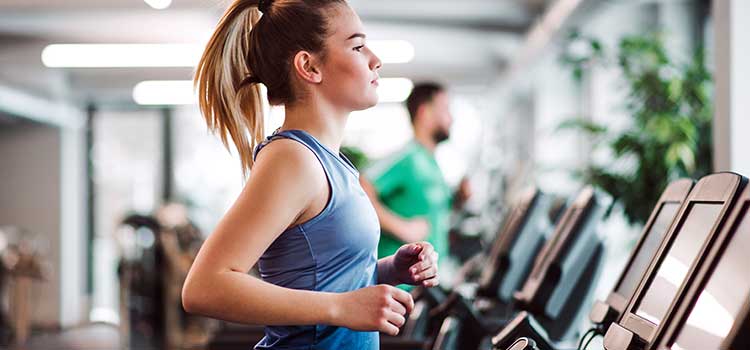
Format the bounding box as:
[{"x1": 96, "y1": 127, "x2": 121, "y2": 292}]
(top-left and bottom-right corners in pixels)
[{"x1": 0, "y1": 0, "x2": 748, "y2": 349}]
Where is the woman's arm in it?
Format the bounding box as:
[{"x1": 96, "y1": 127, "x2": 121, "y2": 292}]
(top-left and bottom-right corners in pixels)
[
  {"x1": 181, "y1": 140, "x2": 413, "y2": 335},
  {"x1": 182, "y1": 139, "x2": 332, "y2": 324}
]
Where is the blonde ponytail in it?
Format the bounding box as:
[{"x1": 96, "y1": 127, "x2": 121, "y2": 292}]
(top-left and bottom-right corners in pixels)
[
  {"x1": 194, "y1": 1, "x2": 263, "y2": 177},
  {"x1": 195, "y1": 0, "x2": 346, "y2": 177}
]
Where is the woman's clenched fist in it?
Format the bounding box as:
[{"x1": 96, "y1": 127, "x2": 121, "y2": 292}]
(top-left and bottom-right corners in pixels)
[{"x1": 332, "y1": 284, "x2": 414, "y2": 336}]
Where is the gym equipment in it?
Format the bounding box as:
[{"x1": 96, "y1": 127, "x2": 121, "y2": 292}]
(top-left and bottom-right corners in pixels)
[
  {"x1": 476, "y1": 188, "x2": 551, "y2": 304},
  {"x1": 507, "y1": 337, "x2": 540, "y2": 350},
  {"x1": 382, "y1": 188, "x2": 553, "y2": 350},
  {"x1": 651, "y1": 185, "x2": 750, "y2": 350},
  {"x1": 603, "y1": 172, "x2": 747, "y2": 350},
  {"x1": 722, "y1": 300, "x2": 750, "y2": 350},
  {"x1": 117, "y1": 214, "x2": 166, "y2": 350},
  {"x1": 512, "y1": 186, "x2": 605, "y2": 342},
  {"x1": 118, "y1": 206, "x2": 215, "y2": 350},
  {"x1": 490, "y1": 179, "x2": 694, "y2": 350},
  {"x1": 431, "y1": 186, "x2": 606, "y2": 350},
  {"x1": 431, "y1": 292, "x2": 488, "y2": 350}
]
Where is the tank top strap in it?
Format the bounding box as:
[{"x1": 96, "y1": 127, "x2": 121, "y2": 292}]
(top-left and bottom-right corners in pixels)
[{"x1": 253, "y1": 129, "x2": 358, "y2": 176}]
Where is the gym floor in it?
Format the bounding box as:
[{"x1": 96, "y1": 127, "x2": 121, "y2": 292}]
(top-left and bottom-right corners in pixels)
[{"x1": 7, "y1": 323, "x2": 120, "y2": 350}]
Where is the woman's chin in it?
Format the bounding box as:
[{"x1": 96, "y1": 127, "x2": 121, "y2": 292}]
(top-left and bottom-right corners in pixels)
[{"x1": 353, "y1": 96, "x2": 379, "y2": 110}]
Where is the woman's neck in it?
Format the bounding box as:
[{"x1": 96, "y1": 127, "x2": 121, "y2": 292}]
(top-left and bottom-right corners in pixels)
[{"x1": 281, "y1": 98, "x2": 349, "y2": 153}]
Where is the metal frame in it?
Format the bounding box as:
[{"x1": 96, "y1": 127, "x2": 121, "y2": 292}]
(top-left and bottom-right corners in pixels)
[{"x1": 721, "y1": 298, "x2": 750, "y2": 350}]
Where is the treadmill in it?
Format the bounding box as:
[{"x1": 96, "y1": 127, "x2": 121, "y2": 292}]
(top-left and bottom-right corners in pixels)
[
  {"x1": 512, "y1": 186, "x2": 605, "y2": 342},
  {"x1": 476, "y1": 187, "x2": 552, "y2": 304},
  {"x1": 650, "y1": 184, "x2": 750, "y2": 350},
  {"x1": 429, "y1": 186, "x2": 605, "y2": 349},
  {"x1": 603, "y1": 172, "x2": 748, "y2": 350},
  {"x1": 722, "y1": 299, "x2": 750, "y2": 350},
  {"x1": 382, "y1": 187, "x2": 551, "y2": 350},
  {"x1": 491, "y1": 179, "x2": 694, "y2": 350}
]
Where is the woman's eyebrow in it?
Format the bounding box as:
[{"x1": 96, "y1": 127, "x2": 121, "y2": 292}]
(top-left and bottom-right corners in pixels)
[{"x1": 346, "y1": 33, "x2": 366, "y2": 40}]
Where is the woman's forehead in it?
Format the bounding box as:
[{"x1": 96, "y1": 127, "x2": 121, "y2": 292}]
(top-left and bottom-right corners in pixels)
[{"x1": 329, "y1": 5, "x2": 364, "y2": 40}]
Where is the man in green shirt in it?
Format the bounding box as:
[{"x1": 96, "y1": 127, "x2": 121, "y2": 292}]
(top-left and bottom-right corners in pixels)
[{"x1": 361, "y1": 82, "x2": 470, "y2": 279}]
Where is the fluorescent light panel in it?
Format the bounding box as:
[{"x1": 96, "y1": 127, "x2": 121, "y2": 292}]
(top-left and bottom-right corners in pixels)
[
  {"x1": 377, "y1": 78, "x2": 413, "y2": 103},
  {"x1": 369, "y1": 40, "x2": 415, "y2": 64},
  {"x1": 144, "y1": 0, "x2": 172, "y2": 10},
  {"x1": 133, "y1": 78, "x2": 413, "y2": 105},
  {"x1": 133, "y1": 80, "x2": 195, "y2": 105},
  {"x1": 42, "y1": 40, "x2": 414, "y2": 68},
  {"x1": 42, "y1": 44, "x2": 201, "y2": 68}
]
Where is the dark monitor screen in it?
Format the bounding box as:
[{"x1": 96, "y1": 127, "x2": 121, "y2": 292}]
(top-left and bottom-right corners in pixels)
[
  {"x1": 634, "y1": 203, "x2": 723, "y2": 325},
  {"x1": 532, "y1": 208, "x2": 581, "y2": 279},
  {"x1": 670, "y1": 205, "x2": 750, "y2": 350},
  {"x1": 615, "y1": 202, "x2": 681, "y2": 298}
]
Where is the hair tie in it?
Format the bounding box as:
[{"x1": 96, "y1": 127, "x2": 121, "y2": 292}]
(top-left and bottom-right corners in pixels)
[
  {"x1": 258, "y1": 0, "x2": 272, "y2": 14},
  {"x1": 240, "y1": 75, "x2": 262, "y2": 88}
]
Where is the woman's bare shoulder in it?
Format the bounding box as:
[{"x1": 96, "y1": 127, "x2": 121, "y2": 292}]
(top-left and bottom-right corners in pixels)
[
  {"x1": 248, "y1": 138, "x2": 327, "y2": 198},
  {"x1": 253, "y1": 138, "x2": 322, "y2": 174}
]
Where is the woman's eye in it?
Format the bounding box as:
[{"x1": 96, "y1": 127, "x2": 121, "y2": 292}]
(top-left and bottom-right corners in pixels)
[{"x1": 354, "y1": 45, "x2": 364, "y2": 52}]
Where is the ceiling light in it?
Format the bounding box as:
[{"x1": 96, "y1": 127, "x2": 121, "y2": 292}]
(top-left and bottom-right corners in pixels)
[
  {"x1": 133, "y1": 80, "x2": 195, "y2": 105},
  {"x1": 369, "y1": 40, "x2": 415, "y2": 64},
  {"x1": 43, "y1": 40, "x2": 413, "y2": 68},
  {"x1": 41, "y1": 44, "x2": 202, "y2": 68},
  {"x1": 377, "y1": 78, "x2": 413, "y2": 103},
  {"x1": 132, "y1": 77, "x2": 413, "y2": 105},
  {"x1": 144, "y1": 0, "x2": 172, "y2": 10}
]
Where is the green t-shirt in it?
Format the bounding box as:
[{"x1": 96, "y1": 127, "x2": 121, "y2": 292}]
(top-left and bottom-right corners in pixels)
[{"x1": 365, "y1": 141, "x2": 453, "y2": 264}]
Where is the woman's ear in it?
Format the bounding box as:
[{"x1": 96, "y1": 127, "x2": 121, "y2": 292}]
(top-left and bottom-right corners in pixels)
[{"x1": 292, "y1": 51, "x2": 323, "y2": 84}]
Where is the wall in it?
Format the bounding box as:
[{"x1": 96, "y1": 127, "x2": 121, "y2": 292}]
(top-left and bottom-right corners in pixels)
[{"x1": 0, "y1": 121, "x2": 62, "y2": 327}]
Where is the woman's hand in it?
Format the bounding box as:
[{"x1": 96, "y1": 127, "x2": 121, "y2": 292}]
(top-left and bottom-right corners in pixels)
[
  {"x1": 333, "y1": 285, "x2": 414, "y2": 336},
  {"x1": 392, "y1": 242, "x2": 439, "y2": 287}
]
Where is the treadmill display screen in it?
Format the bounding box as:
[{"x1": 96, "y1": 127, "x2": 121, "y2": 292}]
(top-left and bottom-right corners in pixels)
[
  {"x1": 671, "y1": 205, "x2": 750, "y2": 350},
  {"x1": 532, "y1": 208, "x2": 581, "y2": 278},
  {"x1": 615, "y1": 203, "x2": 681, "y2": 299},
  {"x1": 634, "y1": 203, "x2": 723, "y2": 325}
]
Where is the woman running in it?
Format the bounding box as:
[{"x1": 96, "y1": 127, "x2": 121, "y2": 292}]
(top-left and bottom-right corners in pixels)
[{"x1": 181, "y1": 0, "x2": 440, "y2": 349}]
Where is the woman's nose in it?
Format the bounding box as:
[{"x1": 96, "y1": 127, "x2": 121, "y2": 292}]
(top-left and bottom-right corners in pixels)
[{"x1": 370, "y1": 50, "x2": 382, "y2": 70}]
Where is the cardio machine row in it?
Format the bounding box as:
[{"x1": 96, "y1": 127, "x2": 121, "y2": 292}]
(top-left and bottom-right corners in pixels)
[
  {"x1": 382, "y1": 183, "x2": 607, "y2": 350},
  {"x1": 384, "y1": 171, "x2": 750, "y2": 350}
]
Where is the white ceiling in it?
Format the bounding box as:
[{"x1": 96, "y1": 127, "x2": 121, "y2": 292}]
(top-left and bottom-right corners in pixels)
[{"x1": 0, "y1": 0, "x2": 548, "y2": 106}]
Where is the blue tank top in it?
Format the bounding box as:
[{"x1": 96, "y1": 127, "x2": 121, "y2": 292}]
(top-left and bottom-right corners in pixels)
[{"x1": 252, "y1": 129, "x2": 381, "y2": 350}]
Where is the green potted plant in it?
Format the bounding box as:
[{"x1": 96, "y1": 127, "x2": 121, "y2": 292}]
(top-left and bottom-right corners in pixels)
[{"x1": 559, "y1": 31, "x2": 713, "y2": 224}]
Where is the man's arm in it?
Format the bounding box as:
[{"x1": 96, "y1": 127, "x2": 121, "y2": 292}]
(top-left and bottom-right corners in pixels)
[
  {"x1": 452, "y1": 177, "x2": 472, "y2": 209},
  {"x1": 360, "y1": 177, "x2": 428, "y2": 243}
]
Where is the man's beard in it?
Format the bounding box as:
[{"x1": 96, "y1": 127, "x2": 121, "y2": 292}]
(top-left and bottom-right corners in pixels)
[{"x1": 432, "y1": 128, "x2": 450, "y2": 144}]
